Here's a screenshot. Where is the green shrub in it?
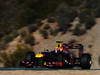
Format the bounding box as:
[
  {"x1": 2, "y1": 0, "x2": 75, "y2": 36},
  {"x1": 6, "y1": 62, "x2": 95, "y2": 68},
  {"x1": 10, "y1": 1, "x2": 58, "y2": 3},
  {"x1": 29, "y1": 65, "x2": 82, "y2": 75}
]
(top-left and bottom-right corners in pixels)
[
  {"x1": 72, "y1": 24, "x2": 86, "y2": 36},
  {"x1": 88, "y1": 44, "x2": 93, "y2": 48},
  {"x1": 19, "y1": 28, "x2": 36, "y2": 46},
  {"x1": 73, "y1": 28, "x2": 86, "y2": 36},
  {"x1": 0, "y1": 43, "x2": 33, "y2": 68},
  {"x1": 47, "y1": 17, "x2": 56, "y2": 23},
  {"x1": 56, "y1": 6, "x2": 77, "y2": 24},
  {"x1": 99, "y1": 55, "x2": 100, "y2": 66},
  {"x1": 58, "y1": 24, "x2": 72, "y2": 34},
  {"x1": 50, "y1": 29, "x2": 59, "y2": 36},
  {"x1": 0, "y1": 42, "x2": 8, "y2": 50},
  {"x1": 24, "y1": 35, "x2": 36, "y2": 46},
  {"x1": 85, "y1": 17, "x2": 96, "y2": 29},
  {"x1": 18, "y1": 27, "x2": 29, "y2": 37},
  {"x1": 39, "y1": 29, "x2": 48, "y2": 39},
  {"x1": 28, "y1": 25, "x2": 38, "y2": 33},
  {"x1": 2, "y1": 32, "x2": 18, "y2": 43},
  {"x1": 79, "y1": 11, "x2": 96, "y2": 30},
  {"x1": 43, "y1": 24, "x2": 50, "y2": 30}
]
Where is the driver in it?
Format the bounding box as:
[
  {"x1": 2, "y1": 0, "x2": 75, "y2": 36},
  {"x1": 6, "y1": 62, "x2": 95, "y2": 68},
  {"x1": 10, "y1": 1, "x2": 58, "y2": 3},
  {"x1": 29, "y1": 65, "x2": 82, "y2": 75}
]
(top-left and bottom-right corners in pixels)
[{"x1": 55, "y1": 40, "x2": 64, "y2": 52}]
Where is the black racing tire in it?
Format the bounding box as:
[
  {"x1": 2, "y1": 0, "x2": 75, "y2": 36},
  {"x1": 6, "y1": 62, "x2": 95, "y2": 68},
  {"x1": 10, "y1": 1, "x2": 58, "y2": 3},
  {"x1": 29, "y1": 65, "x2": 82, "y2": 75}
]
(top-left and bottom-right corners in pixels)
[
  {"x1": 80, "y1": 54, "x2": 91, "y2": 69},
  {"x1": 35, "y1": 57, "x2": 45, "y2": 67},
  {"x1": 25, "y1": 51, "x2": 35, "y2": 60}
]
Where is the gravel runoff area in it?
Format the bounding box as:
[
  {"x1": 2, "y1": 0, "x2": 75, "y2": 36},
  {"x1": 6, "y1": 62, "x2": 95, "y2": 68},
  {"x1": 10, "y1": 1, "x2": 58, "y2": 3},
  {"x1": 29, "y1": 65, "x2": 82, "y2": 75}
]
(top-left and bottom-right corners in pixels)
[{"x1": 0, "y1": 70, "x2": 100, "y2": 75}]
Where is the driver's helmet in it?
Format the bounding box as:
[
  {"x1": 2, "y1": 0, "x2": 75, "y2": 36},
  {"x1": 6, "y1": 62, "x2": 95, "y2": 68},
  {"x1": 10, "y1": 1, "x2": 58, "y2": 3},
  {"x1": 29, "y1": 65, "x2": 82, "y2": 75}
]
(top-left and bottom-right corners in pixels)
[
  {"x1": 55, "y1": 40, "x2": 63, "y2": 48},
  {"x1": 55, "y1": 40, "x2": 63, "y2": 51}
]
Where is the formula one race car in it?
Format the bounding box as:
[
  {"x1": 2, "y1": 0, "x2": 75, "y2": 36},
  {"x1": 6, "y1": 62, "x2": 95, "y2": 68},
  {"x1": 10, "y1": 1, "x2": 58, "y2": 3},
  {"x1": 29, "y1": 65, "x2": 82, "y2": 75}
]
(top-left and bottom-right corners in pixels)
[{"x1": 20, "y1": 40, "x2": 92, "y2": 69}]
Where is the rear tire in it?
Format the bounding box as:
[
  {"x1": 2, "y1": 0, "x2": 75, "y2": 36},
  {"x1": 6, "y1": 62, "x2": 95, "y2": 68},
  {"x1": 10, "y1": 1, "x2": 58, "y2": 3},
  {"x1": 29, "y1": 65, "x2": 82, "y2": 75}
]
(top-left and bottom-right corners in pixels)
[{"x1": 80, "y1": 54, "x2": 91, "y2": 69}]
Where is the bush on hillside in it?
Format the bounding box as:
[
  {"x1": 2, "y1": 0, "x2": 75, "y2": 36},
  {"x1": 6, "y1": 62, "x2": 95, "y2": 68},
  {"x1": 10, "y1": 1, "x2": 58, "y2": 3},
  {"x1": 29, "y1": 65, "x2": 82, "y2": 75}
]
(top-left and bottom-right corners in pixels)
[
  {"x1": 72, "y1": 24, "x2": 87, "y2": 36},
  {"x1": 56, "y1": 6, "x2": 77, "y2": 24},
  {"x1": 50, "y1": 29, "x2": 59, "y2": 36},
  {"x1": 58, "y1": 24, "x2": 72, "y2": 34},
  {"x1": 84, "y1": 17, "x2": 96, "y2": 29},
  {"x1": 0, "y1": 42, "x2": 8, "y2": 50},
  {"x1": 79, "y1": 12, "x2": 96, "y2": 30},
  {"x1": 28, "y1": 25, "x2": 38, "y2": 33},
  {"x1": 18, "y1": 28, "x2": 29, "y2": 37},
  {"x1": 24, "y1": 35, "x2": 36, "y2": 46},
  {"x1": 47, "y1": 17, "x2": 56, "y2": 23},
  {"x1": 0, "y1": 43, "x2": 33, "y2": 68},
  {"x1": 2, "y1": 32, "x2": 18, "y2": 43},
  {"x1": 39, "y1": 29, "x2": 48, "y2": 39},
  {"x1": 43, "y1": 24, "x2": 50, "y2": 30}
]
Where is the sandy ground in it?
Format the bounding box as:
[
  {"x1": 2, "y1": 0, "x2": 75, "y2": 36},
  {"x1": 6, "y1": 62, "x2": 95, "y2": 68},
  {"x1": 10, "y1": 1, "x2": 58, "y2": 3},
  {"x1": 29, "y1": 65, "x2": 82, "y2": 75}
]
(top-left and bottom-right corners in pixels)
[
  {"x1": 89, "y1": 18, "x2": 100, "y2": 69},
  {"x1": 0, "y1": 70, "x2": 100, "y2": 75}
]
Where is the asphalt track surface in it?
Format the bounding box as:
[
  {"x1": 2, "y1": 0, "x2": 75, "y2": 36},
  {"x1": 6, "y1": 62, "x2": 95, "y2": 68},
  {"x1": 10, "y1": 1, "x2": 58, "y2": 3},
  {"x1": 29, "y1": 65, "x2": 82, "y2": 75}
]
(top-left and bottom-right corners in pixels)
[{"x1": 0, "y1": 68, "x2": 100, "y2": 70}]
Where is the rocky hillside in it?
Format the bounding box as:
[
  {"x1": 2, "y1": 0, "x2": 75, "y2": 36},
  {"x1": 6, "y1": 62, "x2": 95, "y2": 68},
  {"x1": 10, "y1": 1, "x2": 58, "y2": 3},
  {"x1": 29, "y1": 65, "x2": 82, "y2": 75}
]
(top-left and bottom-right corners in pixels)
[{"x1": 0, "y1": 0, "x2": 100, "y2": 39}]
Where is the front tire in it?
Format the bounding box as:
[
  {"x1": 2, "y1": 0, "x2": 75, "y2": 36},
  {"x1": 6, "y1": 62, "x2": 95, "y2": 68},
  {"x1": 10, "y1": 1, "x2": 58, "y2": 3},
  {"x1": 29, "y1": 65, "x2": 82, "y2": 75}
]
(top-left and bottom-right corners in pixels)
[{"x1": 80, "y1": 54, "x2": 91, "y2": 69}]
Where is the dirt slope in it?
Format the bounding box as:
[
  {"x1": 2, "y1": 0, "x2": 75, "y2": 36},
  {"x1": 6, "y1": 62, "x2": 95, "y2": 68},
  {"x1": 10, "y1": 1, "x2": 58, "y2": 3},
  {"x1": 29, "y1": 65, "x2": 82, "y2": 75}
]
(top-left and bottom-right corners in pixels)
[{"x1": 90, "y1": 18, "x2": 100, "y2": 69}]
